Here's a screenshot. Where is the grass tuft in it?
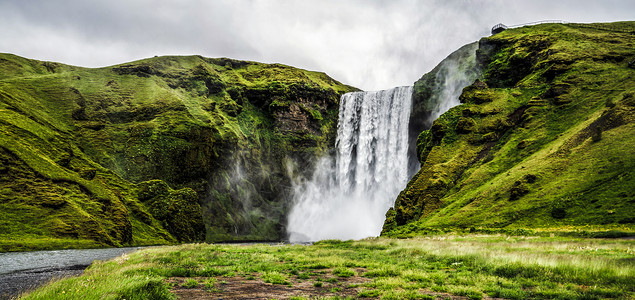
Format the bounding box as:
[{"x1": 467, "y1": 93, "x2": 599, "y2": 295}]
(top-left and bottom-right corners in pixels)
[{"x1": 261, "y1": 271, "x2": 290, "y2": 285}]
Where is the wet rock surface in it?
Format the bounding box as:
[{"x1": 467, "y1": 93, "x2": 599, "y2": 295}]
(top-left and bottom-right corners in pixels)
[
  {"x1": 0, "y1": 247, "x2": 141, "y2": 299},
  {"x1": 0, "y1": 265, "x2": 85, "y2": 299}
]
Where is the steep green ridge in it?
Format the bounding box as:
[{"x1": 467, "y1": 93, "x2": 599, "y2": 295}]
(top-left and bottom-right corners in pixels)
[
  {"x1": 0, "y1": 54, "x2": 356, "y2": 251},
  {"x1": 384, "y1": 22, "x2": 635, "y2": 236}
]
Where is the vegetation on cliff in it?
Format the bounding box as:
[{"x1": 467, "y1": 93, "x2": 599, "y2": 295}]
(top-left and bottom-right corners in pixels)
[
  {"x1": 384, "y1": 22, "x2": 635, "y2": 236},
  {"x1": 0, "y1": 54, "x2": 356, "y2": 251}
]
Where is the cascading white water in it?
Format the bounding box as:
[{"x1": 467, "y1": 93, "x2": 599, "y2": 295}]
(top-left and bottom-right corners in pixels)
[
  {"x1": 429, "y1": 60, "x2": 476, "y2": 121},
  {"x1": 429, "y1": 43, "x2": 479, "y2": 122},
  {"x1": 287, "y1": 86, "x2": 412, "y2": 242}
]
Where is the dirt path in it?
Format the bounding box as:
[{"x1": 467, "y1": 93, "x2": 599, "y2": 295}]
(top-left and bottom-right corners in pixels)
[
  {"x1": 166, "y1": 269, "x2": 505, "y2": 299},
  {"x1": 168, "y1": 272, "x2": 370, "y2": 299}
]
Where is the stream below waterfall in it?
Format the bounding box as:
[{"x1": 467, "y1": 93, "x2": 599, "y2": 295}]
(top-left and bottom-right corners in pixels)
[{"x1": 0, "y1": 247, "x2": 142, "y2": 299}]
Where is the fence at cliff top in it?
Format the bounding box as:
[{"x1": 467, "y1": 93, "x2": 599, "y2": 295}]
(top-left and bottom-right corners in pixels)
[
  {"x1": 568, "y1": 22, "x2": 635, "y2": 34},
  {"x1": 493, "y1": 20, "x2": 635, "y2": 35},
  {"x1": 510, "y1": 20, "x2": 569, "y2": 28},
  {"x1": 492, "y1": 20, "x2": 567, "y2": 34}
]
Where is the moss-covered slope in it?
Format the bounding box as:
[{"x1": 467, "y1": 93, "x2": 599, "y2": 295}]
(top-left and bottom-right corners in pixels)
[
  {"x1": 0, "y1": 54, "x2": 356, "y2": 250},
  {"x1": 384, "y1": 22, "x2": 635, "y2": 236}
]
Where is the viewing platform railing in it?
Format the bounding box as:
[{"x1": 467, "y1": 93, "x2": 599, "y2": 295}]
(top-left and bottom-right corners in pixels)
[{"x1": 491, "y1": 20, "x2": 567, "y2": 35}]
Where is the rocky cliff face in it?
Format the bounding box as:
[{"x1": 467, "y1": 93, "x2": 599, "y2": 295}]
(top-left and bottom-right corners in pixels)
[
  {"x1": 384, "y1": 22, "x2": 635, "y2": 235},
  {"x1": 0, "y1": 54, "x2": 356, "y2": 250}
]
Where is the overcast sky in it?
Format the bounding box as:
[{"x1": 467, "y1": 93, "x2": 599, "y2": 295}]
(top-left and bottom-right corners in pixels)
[{"x1": 1, "y1": 0, "x2": 633, "y2": 90}]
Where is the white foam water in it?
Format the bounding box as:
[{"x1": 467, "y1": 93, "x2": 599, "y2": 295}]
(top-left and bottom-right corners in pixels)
[{"x1": 287, "y1": 86, "x2": 413, "y2": 242}]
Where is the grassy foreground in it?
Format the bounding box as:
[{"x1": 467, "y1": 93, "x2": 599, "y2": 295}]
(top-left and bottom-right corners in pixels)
[{"x1": 22, "y1": 234, "x2": 634, "y2": 299}]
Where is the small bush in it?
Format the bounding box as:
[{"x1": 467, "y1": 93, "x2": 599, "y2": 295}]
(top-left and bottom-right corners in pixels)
[
  {"x1": 262, "y1": 271, "x2": 289, "y2": 285},
  {"x1": 303, "y1": 263, "x2": 331, "y2": 270},
  {"x1": 493, "y1": 263, "x2": 544, "y2": 279},
  {"x1": 204, "y1": 278, "x2": 217, "y2": 291},
  {"x1": 509, "y1": 182, "x2": 529, "y2": 201},
  {"x1": 313, "y1": 239, "x2": 353, "y2": 247},
  {"x1": 383, "y1": 290, "x2": 435, "y2": 300},
  {"x1": 164, "y1": 267, "x2": 194, "y2": 277},
  {"x1": 551, "y1": 206, "x2": 567, "y2": 219},
  {"x1": 451, "y1": 286, "x2": 483, "y2": 300},
  {"x1": 182, "y1": 278, "x2": 198, "y2": 288},
  {"x1": 589, "y1": 230, "x2": 631, "y2": 238},
  {"x1": 363, "y1": 268, "x2": 401, "y2": 278},
  {"x1": 326, "y1": 277, "x2": 338, "y2": 283},
  {"x1": 117, "y1": 279, "x2": 175, "y2": 300},
  {"x1": 196, "y1": 268, "x2": 229, "y2": 277},
  {"x1": 358, "y1": 289, "x2": 381, "y2": 297},
  {"x1": 485, "y1": 286, "x2": 528, "y2": 300},
  {"x1": 404, "y1": 273, "x2": 431, "y2": 284},
  {"x1": 591, "y1": 126, "x2": 602, "y2": 142},
  {"x1": 333, "y1": 267, "x2": 356, "y2": 277},
  {"x1": 431, "y1": 285, "x2": 448, "y2": 292}
]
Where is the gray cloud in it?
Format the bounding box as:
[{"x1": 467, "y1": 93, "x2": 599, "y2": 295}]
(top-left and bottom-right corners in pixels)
[{"x1": 1, "y1": 0, "x2": 633, "y2": 90}]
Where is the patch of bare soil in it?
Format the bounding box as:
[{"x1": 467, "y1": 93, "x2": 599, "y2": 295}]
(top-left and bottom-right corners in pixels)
[
  {"x1": 166, "y1": 269, "x2": 506, "y2": 299},
  {"x1": 167, "y1": 268, "x2": 372, "y2": 299}
]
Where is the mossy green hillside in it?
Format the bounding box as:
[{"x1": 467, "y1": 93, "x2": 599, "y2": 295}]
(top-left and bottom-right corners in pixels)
[
  {"x1": 384, "y1": 22, "x2": 635, "y2": 235},
  {"x1": 0, "y1": 54, "x2": 356, "y2": 250}
]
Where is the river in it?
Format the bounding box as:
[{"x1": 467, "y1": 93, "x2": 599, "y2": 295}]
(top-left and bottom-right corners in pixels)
[{"x1": 0, "y1": 247, "x2": 142, "y2": 299}]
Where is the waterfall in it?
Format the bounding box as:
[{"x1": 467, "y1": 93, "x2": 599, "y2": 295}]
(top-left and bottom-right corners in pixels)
[
  {"x1": 407, "y1": 42, "x2": 479, "y2": 174},
  {"x1": 287, "y1": 86, "x2": 413, "y2": 242},
  {"x1": 428, "y1": 48, "x2": 478, "y2": 123}
]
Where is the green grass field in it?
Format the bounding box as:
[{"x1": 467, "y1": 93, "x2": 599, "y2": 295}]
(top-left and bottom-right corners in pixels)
[{"x1": 22, "y1": 234, "x2": 634, "y2": 299}]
